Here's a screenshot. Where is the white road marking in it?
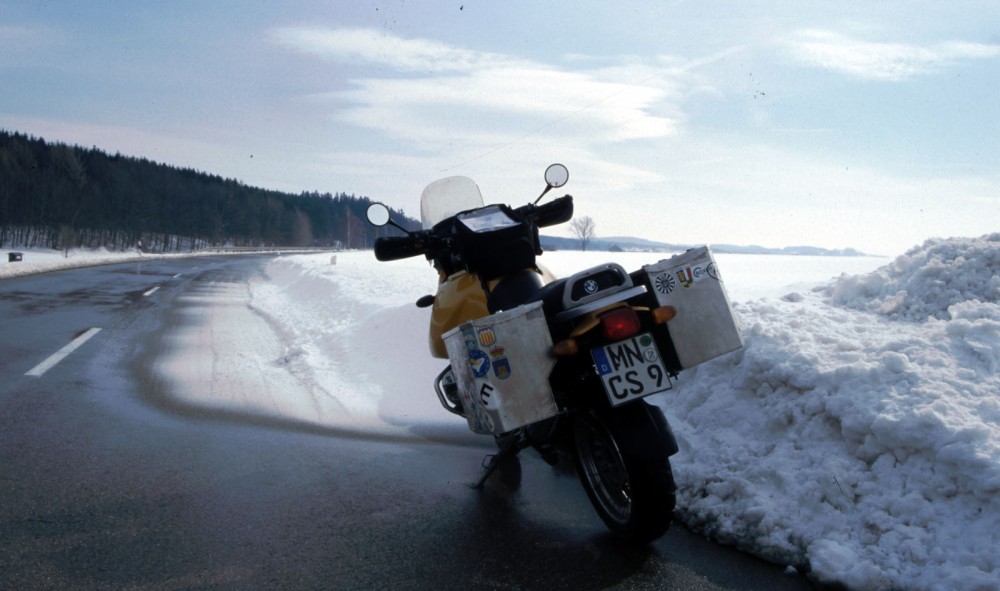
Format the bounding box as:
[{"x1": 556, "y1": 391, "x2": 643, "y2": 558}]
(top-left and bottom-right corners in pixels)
[
  {"x1": 143, "y1": 286, "x2": 160, "y2": 297},
  {"x1": 25, "y1": 328, "x2": 103, "y2": 377}
]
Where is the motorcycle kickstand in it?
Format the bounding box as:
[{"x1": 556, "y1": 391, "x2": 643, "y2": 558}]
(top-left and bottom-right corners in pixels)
[{"x1": 470, "y1": 435, "x2": 523, "y2": 489}]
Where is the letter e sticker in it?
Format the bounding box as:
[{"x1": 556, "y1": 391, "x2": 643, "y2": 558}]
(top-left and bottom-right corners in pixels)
[{"x1": 479, "y1": 383, "x2": 498, "y2": 409}]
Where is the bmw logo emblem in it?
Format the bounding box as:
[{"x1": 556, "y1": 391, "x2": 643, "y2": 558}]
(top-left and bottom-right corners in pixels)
[{"x1": 584, "y1": 279, "x2": 599, "y2": 294}]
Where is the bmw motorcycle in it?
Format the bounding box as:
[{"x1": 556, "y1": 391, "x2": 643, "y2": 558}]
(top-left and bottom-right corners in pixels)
[{"x1": 366, "y1": 164, "x2": 742, "y2": 543}]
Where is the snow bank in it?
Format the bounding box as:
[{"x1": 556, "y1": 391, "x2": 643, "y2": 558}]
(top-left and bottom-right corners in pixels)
[
  {"x1": 829, "y1": 233, "x2": 1000, "y2": 322},
  {"x1": 0, "y1": 247, "x2": 148, "y2": 278},
  {"x1": 247, "y1": 252, "x2": 452, "y2": 430},
  {"x1": 665, "y1": 233, "x2": 999, "y2": 590}
]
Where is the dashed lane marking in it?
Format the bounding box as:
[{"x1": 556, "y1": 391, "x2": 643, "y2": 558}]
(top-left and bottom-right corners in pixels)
[
  {"x1": 25, "y1": 328, "x2": 103, "y2": 377},
  {"x1": 143, "y1": 286, "x2": 160, "y2": 297}
]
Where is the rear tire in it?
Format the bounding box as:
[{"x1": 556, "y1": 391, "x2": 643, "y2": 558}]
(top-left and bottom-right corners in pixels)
[{"x1": 573, "y1": 404, "x2": 676, "y2": 543}]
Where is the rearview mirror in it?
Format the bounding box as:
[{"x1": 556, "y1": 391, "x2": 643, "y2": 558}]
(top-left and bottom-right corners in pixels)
[
  {"x1": 535, "y1": 163, "x2": 570, "y2": 204},
  {"x1": 545, "y1": 163, "x2": 569, "y2": 188},
  {"x1": 366, "y1": 203, "x2": 391, "y2": 227}
]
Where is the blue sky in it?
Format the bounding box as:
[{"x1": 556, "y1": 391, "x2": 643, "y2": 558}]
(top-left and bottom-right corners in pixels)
[{"x1": 2, "y1": 1, "x2": 998, "y2": 255}]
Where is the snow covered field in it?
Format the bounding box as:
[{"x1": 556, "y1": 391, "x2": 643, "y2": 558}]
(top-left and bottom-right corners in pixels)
[{"x1": 4, "y1": 235, "x2": 998, "y2": 591}]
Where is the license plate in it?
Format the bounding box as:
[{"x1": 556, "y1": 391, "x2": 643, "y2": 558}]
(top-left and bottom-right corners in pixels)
[{"x1": 591, "y1": 333, "x2": 672, "y2": 406}]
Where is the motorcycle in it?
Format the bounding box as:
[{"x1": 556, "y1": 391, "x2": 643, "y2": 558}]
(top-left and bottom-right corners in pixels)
[{"x1": 366, "y1": 164, "x2": 742, "y2": 543}]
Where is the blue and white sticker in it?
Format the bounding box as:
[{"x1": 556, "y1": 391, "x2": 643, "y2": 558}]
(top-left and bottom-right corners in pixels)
[{"x1": 469, "y1": 349, "x2": 490, "y2": 378}]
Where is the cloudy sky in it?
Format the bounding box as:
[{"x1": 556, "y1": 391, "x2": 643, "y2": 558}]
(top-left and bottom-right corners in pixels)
[{"x1": 3, "y1": 1, "x2": 998, "y2": 255}]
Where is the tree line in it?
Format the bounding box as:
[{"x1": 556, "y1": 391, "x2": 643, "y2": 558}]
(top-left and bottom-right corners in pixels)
[{"x1": 0, "y1": 129, "x2": 416, "y2": 253}]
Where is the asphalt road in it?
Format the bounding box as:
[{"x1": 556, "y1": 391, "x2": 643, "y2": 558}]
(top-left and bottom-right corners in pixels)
[{"x1": 0, "y1": 255, "x2": 821, "y2": 590}]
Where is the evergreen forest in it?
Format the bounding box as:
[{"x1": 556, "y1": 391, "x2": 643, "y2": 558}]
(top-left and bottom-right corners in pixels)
[{"x1": 0, "y1": 129, "x2": 416, "y2": 253}]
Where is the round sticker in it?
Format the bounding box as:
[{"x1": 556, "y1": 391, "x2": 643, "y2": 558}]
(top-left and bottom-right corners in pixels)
[{"x1": 469, "y1": 349, "x2": 490, "y2": 378}]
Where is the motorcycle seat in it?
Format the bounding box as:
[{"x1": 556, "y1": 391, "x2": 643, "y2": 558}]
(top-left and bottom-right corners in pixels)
[
  {"x1": 487, "y1": 270, "x2": 568, "y2": 316},
  {"x1": 489, "y1": 263, "x2": 642, "y2": 330}
]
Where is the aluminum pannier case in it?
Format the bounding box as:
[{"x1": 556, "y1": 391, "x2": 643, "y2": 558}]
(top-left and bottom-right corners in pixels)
[
  {"x1": 641, "y1": 246, "x2": 743, "y2": 369},
  {"x1": 442, "y1": 301, "x2": 558, "y2": 435}
]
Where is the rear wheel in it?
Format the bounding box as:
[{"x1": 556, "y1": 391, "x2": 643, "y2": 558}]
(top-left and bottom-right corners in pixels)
[{"x1": 573, "y1": 404, "x2": 676, "y2": 543}]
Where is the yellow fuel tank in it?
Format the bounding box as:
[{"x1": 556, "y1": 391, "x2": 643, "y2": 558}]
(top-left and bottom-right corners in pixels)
[{"x1": 429, "y1": 271, "x2": 489, "y2": 358}]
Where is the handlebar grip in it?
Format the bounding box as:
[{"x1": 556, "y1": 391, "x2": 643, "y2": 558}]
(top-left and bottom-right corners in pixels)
[
  {"x1": 530, "y1": 195, "x2": 574, "y2": 228},
  {"x1": 374, "y1": 235, "x2": 427, "y2": 261}
]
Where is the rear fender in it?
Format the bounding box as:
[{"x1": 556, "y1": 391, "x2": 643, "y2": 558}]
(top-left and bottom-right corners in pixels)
[{"x1": 604, "y1": 400, "x2": 679, "y2": 461}]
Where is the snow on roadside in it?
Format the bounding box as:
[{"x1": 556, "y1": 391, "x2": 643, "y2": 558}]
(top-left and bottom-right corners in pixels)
[
  {"x1": 664, "y1": 233, "x2": 999, "y2": 590},
  {"x1": 247, "y1": 252, "x2": 453, "y2": 429},
  {"x1": 0, "y1": 247, "x2": 150, "y2": 278}
]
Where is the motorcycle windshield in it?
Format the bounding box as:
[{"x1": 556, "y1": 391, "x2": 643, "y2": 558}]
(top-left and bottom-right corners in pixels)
[{"x1": 420, "y1": 176, "x2": 485, "y2": 229}]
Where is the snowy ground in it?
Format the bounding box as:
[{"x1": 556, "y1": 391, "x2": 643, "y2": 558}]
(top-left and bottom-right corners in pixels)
[
  {"x1": 4, "y1": 236, "x2": 998, "y2": 591},
  {"x1": 0, "y1": 247, "x2": 151, "y2": 278}
]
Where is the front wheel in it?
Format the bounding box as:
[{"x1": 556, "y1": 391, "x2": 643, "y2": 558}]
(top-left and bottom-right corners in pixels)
[{"x1": 573, "y1": 403, "x2": 676, "y2": 543}]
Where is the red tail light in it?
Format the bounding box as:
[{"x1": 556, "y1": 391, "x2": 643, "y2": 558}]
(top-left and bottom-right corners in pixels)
[{"x1": 600, "y1": 307, "x2": 641, "y2": 341}]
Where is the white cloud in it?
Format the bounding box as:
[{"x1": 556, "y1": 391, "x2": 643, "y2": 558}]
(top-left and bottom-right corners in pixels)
[
  {"x1": 272, "y1": 27, "x2": 683, "y2": 150},
  {"x1": 784, "y1": 29, "x2": 1000, "y2": 81},
  {"x1": 269, "y1": 26, "x2": 511, "y2": 73},
  {"x1": 263, "y1": 25, "x2": 999, "y2": 256}
]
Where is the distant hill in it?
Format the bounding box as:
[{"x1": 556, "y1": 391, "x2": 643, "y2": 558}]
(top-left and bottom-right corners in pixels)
[
  {"x1": 540, "y1": 235, "x2": 868, "y2": 256},
  {"x1": 0, "y1": 129, "x2": 418, "y2": 252}
]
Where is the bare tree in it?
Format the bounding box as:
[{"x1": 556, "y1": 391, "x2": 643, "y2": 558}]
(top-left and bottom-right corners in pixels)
[{"x1": 569, "y1": 215, "x2": 596, "y2": 251}]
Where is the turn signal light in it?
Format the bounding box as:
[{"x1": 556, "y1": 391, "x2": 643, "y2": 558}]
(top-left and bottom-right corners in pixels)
[
  {"x1": 652, "y1": 306, "x2": 677, "y2": 324},
  {"x1": 553, "y1": 338, "x2": 579, "y2": 357},
  {"x1": 600, "y1": 307, "x2": 641, "y2": 341}
]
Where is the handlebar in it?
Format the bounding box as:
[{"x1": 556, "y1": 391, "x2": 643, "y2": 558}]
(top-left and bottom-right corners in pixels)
[
  {"x1": 374, "y1": 233, "x2": 436, "y2": 261},
  {"x1": 515, "y1": 195, "x2": 574, "y2": 228},
  {"x1": 374, "y1": 195, "x2": 572, "y2": 262}
]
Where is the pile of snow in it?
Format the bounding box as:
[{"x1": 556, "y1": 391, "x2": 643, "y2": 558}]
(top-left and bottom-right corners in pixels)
[
  {"x1": 248, "y1": 252, "x2": 453, "y2": 431},
  {"x1": 828, "y1": 233, "x2": 1000, "y2": 322},
  {"x1": 668, "y1": 233, "x2": 999, "y2": 590}
]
